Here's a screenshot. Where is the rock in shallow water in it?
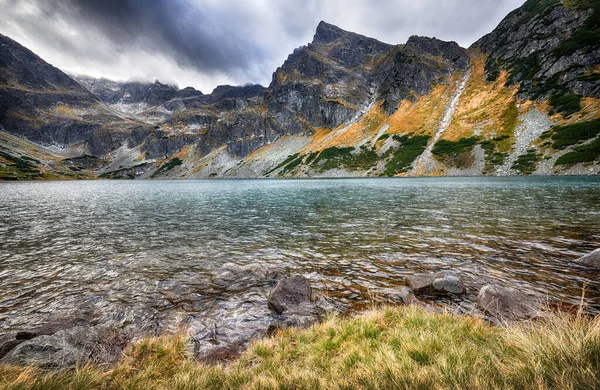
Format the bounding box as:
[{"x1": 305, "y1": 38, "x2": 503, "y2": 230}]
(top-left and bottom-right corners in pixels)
[
  {"x1": 575, "y1": 249, "x2": 600, "y2": 269},
  {"x1": 477, "y1": 284, "x2": 544, "y2": 321},
  {"x1": 212, "y1": 262, "x2": 285, "y2": 289},
  {"x1": 191, "y1": 292, "x2": 275, "y2": 362},
  {"x1": 405, "y1": 273, "x2": 466, "y2": 296}
]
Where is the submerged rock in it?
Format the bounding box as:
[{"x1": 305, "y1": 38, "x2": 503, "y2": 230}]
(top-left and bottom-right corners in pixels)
[
  {"x1": 574, "y1": 249, "x2": 600, "y2": 269},
  {"x1": 477, "y1": 284, "x2": 544, "y2": 321},
  {"x1": 212, "y1": 262, "x2": 284, "y2": 289},
  {"x1": 0, "y1": 326, "x2": 129, "y2": 369},
  {"x1": 405, "y1": 273, "x2": 466, "y2": 296}
]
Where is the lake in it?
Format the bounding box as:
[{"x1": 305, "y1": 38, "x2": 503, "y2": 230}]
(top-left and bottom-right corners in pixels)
[{"x1": 1, "y1": 176, "x2": 599, "y2": 335}]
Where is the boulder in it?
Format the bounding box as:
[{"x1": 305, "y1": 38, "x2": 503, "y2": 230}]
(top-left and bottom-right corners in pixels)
[
  {"x1": 192, "y1": 292, "x2": 276, "y2": 363},
  {"x1": 477, "y1": 284, "x2": 544, "y2": 321},
  {"x1": 0, "y1": 311, "x2": 99, "y2": 359},
  {"x1": 0, "y1": 326, "x2": 129, "y2": 369},
  {"x1": 192, "y1": 275, "x2": 324, "y2": 363},
  {"x1": 268, "y1": 275, "x2": 312, "y2": 314},
  {"x1": 405, "y1": 273, "x2": 466, "y2": 296},
  {"x1": 575, "y1": 249, "x2": 600, "y2": 269}
]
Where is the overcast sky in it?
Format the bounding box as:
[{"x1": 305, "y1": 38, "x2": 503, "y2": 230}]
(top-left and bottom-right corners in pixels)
[{"x1": 0, "y1": 0, "x2": 525, "y2": 93}]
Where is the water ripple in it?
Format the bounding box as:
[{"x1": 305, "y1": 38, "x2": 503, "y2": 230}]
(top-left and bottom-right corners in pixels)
[{"x1": 0, "y1": 176, "x2": 599, "y2": 333}]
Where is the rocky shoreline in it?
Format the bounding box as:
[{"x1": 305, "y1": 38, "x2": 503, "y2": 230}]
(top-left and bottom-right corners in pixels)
[{"x1": 1, "y1": 249, "x2": 598, "y2": 370}]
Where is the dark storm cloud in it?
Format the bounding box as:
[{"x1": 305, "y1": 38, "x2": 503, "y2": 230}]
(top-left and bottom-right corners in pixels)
[
  {"x1": 28, "y1": 0, "x2": 268, "y2": 75},
  {"x1": 0, "y1": 0, "x2": 526, "y2": 92}
]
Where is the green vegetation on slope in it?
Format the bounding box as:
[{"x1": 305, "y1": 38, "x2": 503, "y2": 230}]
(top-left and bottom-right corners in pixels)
[
  {"x1": 432, "y1": 137, "x2": 478, "y2": 157},
  {"x1": 99, "y1": 163, "x2": 152, "y2": 180},
  {"x1": 265, "y1": 153, "x2": 301, "y2": 175},
  {"x1": 549, "y1": 118, "x2": 600, "y2": 149},
  {"x1": 312, "y1": 146, "x2": 379, "y2": 172},
  {"x1": 511, "y1": 150, "x2": 541, "y2": 174},
  {"x1": 0, "y1": 150, "x2": 42, "y2": 180},
  {"x1": 484, "y1": 57, "x2": 500, "y2": 82},
  {"x1": 555, "y1": 137, "x2": 600, "y2": 165},
  {"x1": 480, "y1": 136, "x2": 511, "y2": 173},
  {"x1": 549, "y1": 93, "x2": 582, "y2": 116},
  {"x1": 1, "y1": 305, "x2": 599, "y2": 390},
  {"x1": 431, "y1": 137, "x2": 479, "y2": 167},
  {"x1": 383, "y1": 135, "x2": 429, "y2": 176},
  {"x1": 151, "y1": 158, "x2": 183, "y2": 178}
]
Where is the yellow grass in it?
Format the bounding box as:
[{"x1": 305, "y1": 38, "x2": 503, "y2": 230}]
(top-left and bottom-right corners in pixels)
[
  {"x1": 387, "y1": 82, "x2": 456, "y2": 138},
  {"x1": 1, "y1": 305, "x2": 599, "y2": 389},
  {"x1": 441, "y1": 54, "x2": 521, "y2": 142}
]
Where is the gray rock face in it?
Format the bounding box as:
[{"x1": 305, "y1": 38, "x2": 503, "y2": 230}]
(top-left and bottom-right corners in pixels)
[
  {"x1": 477, "y1": 284, "x2": 544, "y2": 321},
  {"x1": 265, "y1": 23, "x2": 389, "y2": 132},
  {"x1": 575, "y1": 249, "x2": 600, "y2": 269},
  {"x1": 0, "y1": 326, "x2": 129, "y2": 369},
  {"x1": 473, "y1": 2, "x2": 599, "y2": 99},
  {"x1": 0, "y1": 33, "x2": 152, "y2": 155},
  {"x1": 406, "y1": 273, "x2": 466, "y2": 296},
  {"x1": 74, "y1": 77, "x2": 191, "y2": 107},
  {"x1": 374, "y1": 37, "x2": 469, "y2": 114},
  {"x1": 268, "y1": 275, "x2": 313, "y2": 314}
]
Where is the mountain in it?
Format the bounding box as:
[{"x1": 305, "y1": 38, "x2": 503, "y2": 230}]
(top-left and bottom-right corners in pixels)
[
  {"x1": 1, "y1": 0, "x2": 599, "y2": 181},
  {"x1": 73, "y1": 76, "x2": 203, "y2": 115}
]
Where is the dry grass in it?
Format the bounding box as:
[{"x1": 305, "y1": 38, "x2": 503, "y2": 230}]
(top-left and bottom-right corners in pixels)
[
  {"x1": 386, "y1": 81, "x2": 457, "y2": 138},
  {"x1": 1, "y1": 305, "x2": 599, "y2": 389},
  {"x1": 441, "y1": 54, "x2": 521, "y2": 143}
]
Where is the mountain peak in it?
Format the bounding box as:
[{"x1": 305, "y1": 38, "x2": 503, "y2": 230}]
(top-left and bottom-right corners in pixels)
[{"x1": 313, "y1": 21, "x2": 348, "y2": 44}]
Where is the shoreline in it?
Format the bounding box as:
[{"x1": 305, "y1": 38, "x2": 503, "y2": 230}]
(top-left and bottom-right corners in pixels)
[
  {"x1": 1, "y1": 304, "x2": 599, "y2": 389},
  {"x1": 1, "y1": 262, "x2": 598, "y2": 371},
  {"x1": 2, "y1": 173, "x2": 600, "y2": 183}
]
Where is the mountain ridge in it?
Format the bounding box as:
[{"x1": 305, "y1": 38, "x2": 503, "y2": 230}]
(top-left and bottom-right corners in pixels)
[{"x1": 1, "y1": 1, "x2": 599, "y2": 180}]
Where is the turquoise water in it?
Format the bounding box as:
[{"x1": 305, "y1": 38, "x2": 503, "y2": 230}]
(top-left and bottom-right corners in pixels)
[{"x1": 1, "y1": 176, "x2": 599, "y2": 333}]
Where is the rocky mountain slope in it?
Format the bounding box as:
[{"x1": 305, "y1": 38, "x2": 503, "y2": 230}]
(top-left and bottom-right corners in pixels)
[{"x1": 1, "y1": 0, "x2": 599, "y2": 180}]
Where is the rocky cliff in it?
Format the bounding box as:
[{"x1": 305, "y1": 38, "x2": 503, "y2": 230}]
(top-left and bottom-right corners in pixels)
[{"x1": 1, "y1": 0, "x2": 599, "y2": 181}]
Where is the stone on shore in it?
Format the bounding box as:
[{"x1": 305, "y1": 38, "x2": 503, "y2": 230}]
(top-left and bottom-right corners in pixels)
[
  {"x1": 268, "y1": 275, "x2": 313, "y2": 314},
  {"x1": 194, "y1": 275, "x2": 321, "y2": 363},
  {"x1": 574, "y1": 249, "x2": 600, "y2": 269},
  {"x1": 0, "y1": 326, "x2": 129, "y2": 369},
  {"x1": 0, "y1": 311, "x2": 99, "y2": 360},
  {"x1": 477, "y1": 284, "x2": 544, "y2": 321},
  {"x1": 405, "y1": 273, "x2": 466, "y2": 296}
]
